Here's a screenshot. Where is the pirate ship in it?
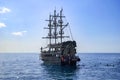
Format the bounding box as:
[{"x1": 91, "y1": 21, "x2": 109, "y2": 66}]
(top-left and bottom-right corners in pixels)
[{"x1": 40, "y1": 9, "x2": 80, "y2": 65}]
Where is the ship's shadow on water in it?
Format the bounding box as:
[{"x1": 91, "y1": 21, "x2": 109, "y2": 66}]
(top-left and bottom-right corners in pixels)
[{"x1": 40, "y1": 63, "x2": 79, "y2": 80}]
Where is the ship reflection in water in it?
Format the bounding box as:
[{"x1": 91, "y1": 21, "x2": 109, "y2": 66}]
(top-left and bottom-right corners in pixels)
[{"x1": 41, "y1": 63, "x2": 78, "y2": 80}]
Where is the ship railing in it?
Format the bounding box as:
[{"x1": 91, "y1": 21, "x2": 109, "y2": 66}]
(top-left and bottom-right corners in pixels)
[{"x1": 47, "y1": 43, "x2": 62, "y2": 48}]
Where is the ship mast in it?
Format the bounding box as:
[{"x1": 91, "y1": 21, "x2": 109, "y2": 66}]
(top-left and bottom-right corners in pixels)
[
  {"x1": 42, "y1": 9, "x2": 70, "y2": 52},
  {"x1": 44, "y1": 14, "x2": 53, "y2": 51},
  {"x1": 60, "y1": 9, "x2": 63, "y2": 43},
  {"x1": 58, "y1": 9, "x2": 69, "y2": 43},
  {"x1": 53, "y1": 10, "x2": 57, "y2": 45},
  {"x1": 48, "y1": 15, "x2": 52, "y2": 51}
]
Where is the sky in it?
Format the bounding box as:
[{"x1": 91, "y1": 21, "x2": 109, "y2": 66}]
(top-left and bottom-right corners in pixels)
[{"x1": 0, "y1": 0, "x2": 120, "y2": 53}]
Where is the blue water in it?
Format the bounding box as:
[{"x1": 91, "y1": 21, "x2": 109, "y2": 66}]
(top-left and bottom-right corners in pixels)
[{"x1": 0, "y1": 53, "x2": 120, "y2": 80}]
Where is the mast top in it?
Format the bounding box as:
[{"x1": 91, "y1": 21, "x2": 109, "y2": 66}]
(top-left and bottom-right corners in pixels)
[{"x1": 42, "y1": 9, "x2": 70, "y2": 45}]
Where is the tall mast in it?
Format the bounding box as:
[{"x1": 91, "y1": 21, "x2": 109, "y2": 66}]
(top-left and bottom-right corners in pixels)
[
  {"x1": 49, "y1": 15, "x2": 52, "y2": 48},
  {"x1": 44, "y1": 14, "x2": 52, "y2": 52},
  {"x1": 60, "y1": 9, "x2": 63, "y2": 43},
  {"x1": 53, "y1": 10, "x2": 57, "y2": 45},
  {"x1": 42, "y1": 9, "x2": 70, "y2": 49},
  {"x1": 58, "y1": 8, "x2": 69, "y2": 43}
]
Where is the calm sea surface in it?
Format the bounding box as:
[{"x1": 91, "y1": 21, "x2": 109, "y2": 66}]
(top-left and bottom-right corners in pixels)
[{"x1": 0, "y1": 53, "x2": 120, "y2": 80}]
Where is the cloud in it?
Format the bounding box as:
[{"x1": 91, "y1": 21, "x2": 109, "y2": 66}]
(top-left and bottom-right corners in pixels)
[
  {"x1": 0, "y1": 7, "x2": 11, "y2": 14},
  {"x1": 11, "y1": 31, "x2": 27, "y2": 36},
  {"x1": 0, "y1": 22, "x2": 6, "y2": 28}
]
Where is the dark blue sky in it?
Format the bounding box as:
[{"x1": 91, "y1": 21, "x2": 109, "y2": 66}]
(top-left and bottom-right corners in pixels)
[{"x1": 0, "y1": 0, "x2": 120, "y2": 53}]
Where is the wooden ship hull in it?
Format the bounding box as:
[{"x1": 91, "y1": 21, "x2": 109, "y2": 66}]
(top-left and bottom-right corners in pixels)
[
  {"x1": 41, "y1": 41, "x2": 80, "y2": 65},
  {"x1": 40, "y1": 9, "x2": 80, "y2": 66},
  {"x1": 41, "y1": 53, "x2": 80, "y2": 65},
  {"x1": 41, "y1": 54, "x2": 80, "y2": 65}
]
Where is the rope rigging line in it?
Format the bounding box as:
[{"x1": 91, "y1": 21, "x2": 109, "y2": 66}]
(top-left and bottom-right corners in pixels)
[
  {"x1": 68, "y1": 24, "x2": 74, "y2": 41},
  {"x1": 64, "y1": 17, "x2": 74, "y2": 41}
]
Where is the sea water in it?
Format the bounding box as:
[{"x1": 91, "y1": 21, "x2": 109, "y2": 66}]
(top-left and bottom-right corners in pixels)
[{"x1": 0, "y1": 53, "x2": 120, "y2": 80}]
